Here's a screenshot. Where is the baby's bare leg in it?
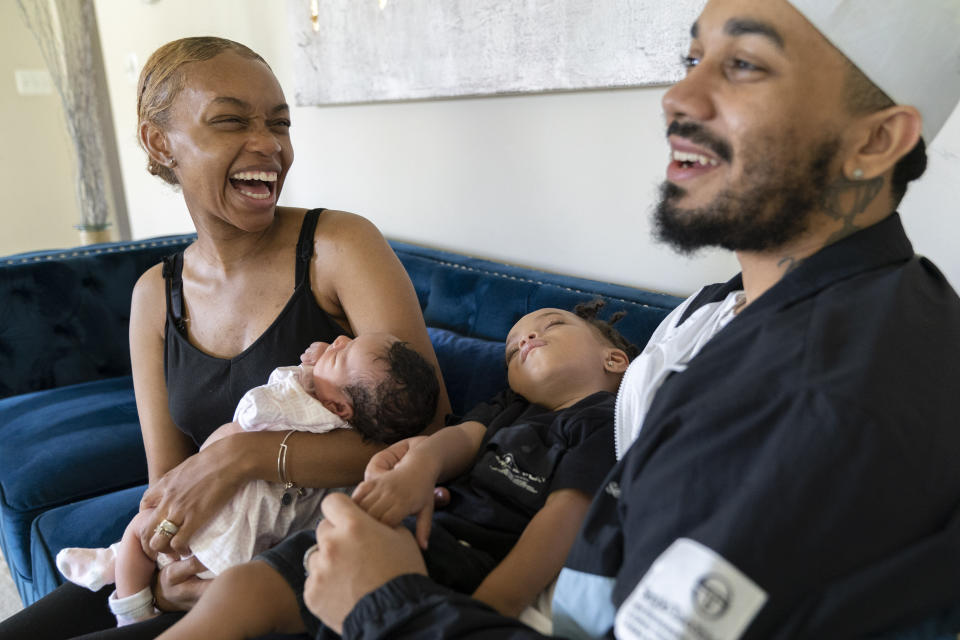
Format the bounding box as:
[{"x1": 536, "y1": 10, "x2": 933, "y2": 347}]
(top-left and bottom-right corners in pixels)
[
  {"x1": 115, "y1": 509, "x2": 160, "y2": 598},
  {"x1": 157, "y1": 560, "x2": 305, "y2": 640}
]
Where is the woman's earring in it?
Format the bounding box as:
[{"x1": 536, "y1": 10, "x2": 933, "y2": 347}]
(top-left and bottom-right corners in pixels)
[{"x1": 168, "y1": 157, "x2": 178, "y2": 168}]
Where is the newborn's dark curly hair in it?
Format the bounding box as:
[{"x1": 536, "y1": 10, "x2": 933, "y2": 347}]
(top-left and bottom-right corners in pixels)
[
  {"x1": 343, "y1": 341, "x2": 439, "y2": 444},
  {"x1": 573, "y1": 299, "x2": 640, "y2": 361}
]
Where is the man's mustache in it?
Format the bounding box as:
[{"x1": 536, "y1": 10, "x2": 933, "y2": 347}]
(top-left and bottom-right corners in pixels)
[{"x1": 667, "y1": 121, "x2": 733, "y2": 163}]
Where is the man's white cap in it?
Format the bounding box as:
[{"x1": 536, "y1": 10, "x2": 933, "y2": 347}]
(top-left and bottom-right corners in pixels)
[{"x1": 787, "y1": 0, "x2": 960, "y2": 141}]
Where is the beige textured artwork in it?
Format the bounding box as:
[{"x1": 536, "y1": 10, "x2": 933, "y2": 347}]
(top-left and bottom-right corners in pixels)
[{"x1": 288, "y1": 0, "x2": 707, "y2": 106}]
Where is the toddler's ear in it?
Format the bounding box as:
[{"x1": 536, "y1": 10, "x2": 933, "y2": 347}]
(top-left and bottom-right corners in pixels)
[
  {"x1": 322, "y1": 399, "x2": 354, "y2": 421},
  {"x1": 603, "y1": 349, "x2": 630, "y2": 374}
]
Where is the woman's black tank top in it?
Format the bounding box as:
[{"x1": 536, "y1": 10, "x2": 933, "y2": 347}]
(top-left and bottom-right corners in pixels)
[{"x1": 162, "y1": 209, "x2": 348, "y2": 446}]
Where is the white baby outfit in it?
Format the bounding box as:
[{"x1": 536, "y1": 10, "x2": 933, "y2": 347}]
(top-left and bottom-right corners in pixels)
[
  {"x1": 190, "y1": 365, "x2": 349, "y2": 575},
  {"x1": 56, "y1": 365, "x2": 349, "y2": 621}
]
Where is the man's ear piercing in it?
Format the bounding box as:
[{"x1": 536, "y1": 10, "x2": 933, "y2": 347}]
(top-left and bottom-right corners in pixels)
[{"x1": 852, "y1": 168, "x2": 864, "y2": 180}]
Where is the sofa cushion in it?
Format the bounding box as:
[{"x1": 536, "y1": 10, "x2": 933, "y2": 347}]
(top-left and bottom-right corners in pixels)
[
  {"x1": 428, "y1": 327, "x2": 507, "y2": 418},
  {"x1": 29, "y1": 485, "x2": 144, "y2": 602},
  {"x1": 0, "y1": 376, "x2": 146, "y2": 586}
]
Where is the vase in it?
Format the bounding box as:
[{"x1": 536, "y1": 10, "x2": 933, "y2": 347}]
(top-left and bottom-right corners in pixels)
[{"x1": 76, "y1": 226, "x2": 112, "y2": 246}]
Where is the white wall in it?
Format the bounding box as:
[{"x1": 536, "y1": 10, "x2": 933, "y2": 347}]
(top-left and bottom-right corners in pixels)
[
  {"x1": 901, "y1": 109, "x2": 960, "y2": 290},
  {"x1": 93, "y1": 0, "x2": 959, "y2": 297},
  {"x1": 1, "y1": 1, "x2": 86, "y2": 256}
]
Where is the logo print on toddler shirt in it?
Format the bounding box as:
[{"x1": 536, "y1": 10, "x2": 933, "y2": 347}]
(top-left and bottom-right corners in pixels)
[{"x1": 489, "y1": 453, "x2": 546, "y2": 494}]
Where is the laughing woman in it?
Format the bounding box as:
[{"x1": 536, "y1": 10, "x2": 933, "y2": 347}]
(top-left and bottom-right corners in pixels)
[{"x1": 0, "y1": 37, "x2": 448, "y2": 640}]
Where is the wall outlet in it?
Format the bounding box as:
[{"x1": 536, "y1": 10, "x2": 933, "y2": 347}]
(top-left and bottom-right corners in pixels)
[{"x1": 14, "y1": 69, "x2": 54, "y2": 96}]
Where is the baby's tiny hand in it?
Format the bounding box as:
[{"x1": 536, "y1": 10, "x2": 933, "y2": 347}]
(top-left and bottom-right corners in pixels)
[{"x1": 299, "y1": 342, "x2": 327, "y2": 366}]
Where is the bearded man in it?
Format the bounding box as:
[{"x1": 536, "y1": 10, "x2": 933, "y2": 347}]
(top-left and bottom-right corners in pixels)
[{"x1": 172, "y1": 1, "x2": 960, "y2": 639}]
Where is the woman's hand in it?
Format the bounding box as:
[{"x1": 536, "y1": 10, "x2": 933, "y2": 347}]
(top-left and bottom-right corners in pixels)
[
  {"x1": 153, "y1": 556, "x2": 210, "y2": 612},
  {"x1": 139, "y1": 435, "x2": 247, "y2": 558}
]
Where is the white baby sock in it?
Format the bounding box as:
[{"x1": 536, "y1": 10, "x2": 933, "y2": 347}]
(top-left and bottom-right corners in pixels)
[
  {"x1": 55, "y1": 543, "x2": 121, "y2": 591},
  {"x1": 108, "y1": 586, "x2": 158, "y2": 626}
]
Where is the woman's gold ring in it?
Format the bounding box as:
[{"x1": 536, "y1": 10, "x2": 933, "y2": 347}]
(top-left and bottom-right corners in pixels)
[{"x1": 155, "y1": 519, "x2": 180, "y2": 537}]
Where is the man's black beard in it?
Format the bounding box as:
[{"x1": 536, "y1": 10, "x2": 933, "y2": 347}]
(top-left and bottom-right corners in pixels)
[{"x1": 654, "y1": 136, "x2": 839, "y2": 255}]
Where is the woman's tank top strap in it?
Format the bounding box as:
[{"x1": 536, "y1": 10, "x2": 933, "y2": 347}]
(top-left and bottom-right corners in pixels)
[
  {"x1": 162, "y1": 208, "x2": 347, "y2": 446},
  {"x1": 162, "y1": 251, "x2": 186, "y2": 333},
  {"x1": 162, "y1": 209, "x2": 323, "y2": 328},
  {"x1": 295, "y1": 208, "x2": 325, "y2": 287}
]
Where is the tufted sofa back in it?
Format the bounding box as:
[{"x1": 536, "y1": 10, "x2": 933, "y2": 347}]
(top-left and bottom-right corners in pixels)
[
  {"x1": 0, "y1": 236, "x2": 195, "y2": 399},
  {"x1": 0, "y1": 236, "x2": 682, "y2": 407},
  {"x1": 390, "y1": 241, "x2": 682, "y2": 415}
]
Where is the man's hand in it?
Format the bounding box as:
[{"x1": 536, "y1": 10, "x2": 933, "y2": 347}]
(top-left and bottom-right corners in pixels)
[
  {"x1": 153, "y1": 556, "x2": 209, "y2": 611},
  {"x1": 304, "y1": 493, "x2": 427, "y2": 634}
]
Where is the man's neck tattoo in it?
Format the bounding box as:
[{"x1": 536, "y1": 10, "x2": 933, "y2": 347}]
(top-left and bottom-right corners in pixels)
[
  {"x1": 777, "y1": 256, "x2": 802, "y2": 275},
  {"x1": 820, "y1": 175, "x2": 884, "y2": 246},
  {"x1": 774, "y1": 175, "x2": 883, "y2": 277}
]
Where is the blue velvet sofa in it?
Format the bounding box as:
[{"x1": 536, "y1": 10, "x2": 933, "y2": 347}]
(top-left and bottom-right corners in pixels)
[
  {"x1": 0, "y1": 234, "x2": 682, "y2": 608},
  {"x1": 1, "y1": 236, "x2": 957, "y2": 639}
]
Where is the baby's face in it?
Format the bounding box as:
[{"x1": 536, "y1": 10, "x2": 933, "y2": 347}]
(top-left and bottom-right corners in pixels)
[
  {"x1": 505, "y1": 308, "x2": 611, "y2": 402},
  {"x1": 298, "y1": 333, "x2": 395, "y2": 405}
]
